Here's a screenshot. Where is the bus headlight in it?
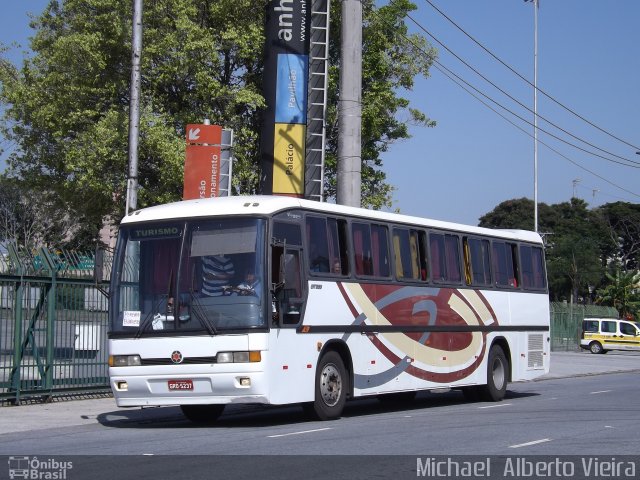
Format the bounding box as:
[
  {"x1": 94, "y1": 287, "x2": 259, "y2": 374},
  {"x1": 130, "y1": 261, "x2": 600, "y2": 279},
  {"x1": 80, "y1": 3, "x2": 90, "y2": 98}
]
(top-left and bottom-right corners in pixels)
[
  {"x1": 109, "y1": 354, "x2": 142, "y2": 367},
  {"x1": 216, "y1": 351, "x2": 261, "y2": 363}
]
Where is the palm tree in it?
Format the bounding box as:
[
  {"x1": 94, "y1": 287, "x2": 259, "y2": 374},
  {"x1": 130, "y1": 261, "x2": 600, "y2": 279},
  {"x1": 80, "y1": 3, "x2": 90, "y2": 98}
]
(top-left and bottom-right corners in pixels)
[{"x1": 596, "y1": 269, "x2": 640, "y2": 320}]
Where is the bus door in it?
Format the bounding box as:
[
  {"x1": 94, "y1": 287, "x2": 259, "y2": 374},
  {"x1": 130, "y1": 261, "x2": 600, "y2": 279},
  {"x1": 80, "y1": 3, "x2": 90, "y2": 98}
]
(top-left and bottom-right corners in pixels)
[{"x1": 270, "y1": 221, "x2": 305, "y2": 327}]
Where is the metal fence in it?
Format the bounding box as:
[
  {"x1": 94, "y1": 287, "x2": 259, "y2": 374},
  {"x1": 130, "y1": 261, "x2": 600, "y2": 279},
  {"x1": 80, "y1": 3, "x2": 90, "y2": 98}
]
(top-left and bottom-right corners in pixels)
[
  {"x1": 550, "y1": 302, "x2": 619, "y2": 351},
  {"x1": 0, "y1": 243, "x2": 113, "y2": 404}
]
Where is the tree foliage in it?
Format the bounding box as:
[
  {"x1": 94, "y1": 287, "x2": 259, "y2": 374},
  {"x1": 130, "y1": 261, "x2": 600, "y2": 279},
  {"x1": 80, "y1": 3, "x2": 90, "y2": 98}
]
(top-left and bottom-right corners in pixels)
[
  {"x1": 0, "y1": 174, "x2": 83, "y2": 249},
  {"x1": 596, "y1": 269, "x2": 640, "y2": 320},
  {"x1": 1, "y1": 0, "x2": 266, "y2": 247},
  {"x1": 1, "y1": 0, "x2": 436, "y2": 246},
  {"x1": 594, "y1": 202, "x2": 640, "y2": 271}
]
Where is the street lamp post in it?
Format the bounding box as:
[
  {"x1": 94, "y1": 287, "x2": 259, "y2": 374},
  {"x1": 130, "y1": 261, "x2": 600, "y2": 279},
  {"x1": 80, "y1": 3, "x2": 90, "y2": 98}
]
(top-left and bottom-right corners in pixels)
[
  {"x1": 533, "y1": 0, "x2": 539, "y2": 233},
  {"x1": 525, "y1": 0, "x2": 539, "y2": 233}
]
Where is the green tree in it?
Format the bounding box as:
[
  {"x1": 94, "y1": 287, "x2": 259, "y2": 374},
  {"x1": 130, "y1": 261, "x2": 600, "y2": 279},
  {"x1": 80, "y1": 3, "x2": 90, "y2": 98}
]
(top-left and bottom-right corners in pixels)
[
  {"x1": 1, "y1": 0, "x2": 265, "y2": 246},
  {"x1": 1, "y1": 0, "x2": 436, "y2": 247},
  {"x1": 0, "y1": 174, "x2": 80, "y2": 249},
  {"x1": 544, "y1": 198, "x2": 608, "y2": 303},
  {"x1": 596, "y1": 269, "x2": 640, "y2": 320},
  {"x1": 594, "y1": 202, "x2": 640, "y2": 271},
  {"x1": 478, "y1": 197, "x2": 555, "y2": 231}
]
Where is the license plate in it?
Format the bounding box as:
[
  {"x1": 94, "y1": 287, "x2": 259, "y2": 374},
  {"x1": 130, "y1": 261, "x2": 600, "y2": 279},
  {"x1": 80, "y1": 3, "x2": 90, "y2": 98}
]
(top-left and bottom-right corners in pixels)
[{"x1": 168, "y1": 379, "x2": 193, "y2": 391}]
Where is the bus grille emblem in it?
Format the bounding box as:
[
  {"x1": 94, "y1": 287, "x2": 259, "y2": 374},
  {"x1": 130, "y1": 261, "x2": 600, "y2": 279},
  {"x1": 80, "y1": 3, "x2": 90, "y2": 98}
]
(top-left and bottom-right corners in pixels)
[{"x1": 171, "y1": 351, "x2": 183, "y2": 364}]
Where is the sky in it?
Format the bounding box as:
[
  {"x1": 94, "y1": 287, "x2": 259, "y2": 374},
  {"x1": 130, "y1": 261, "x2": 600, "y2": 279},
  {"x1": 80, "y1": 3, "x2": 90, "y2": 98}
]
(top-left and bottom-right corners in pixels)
[{"x1": 1, "y1": 0, "x2": 639, "y2": 227}]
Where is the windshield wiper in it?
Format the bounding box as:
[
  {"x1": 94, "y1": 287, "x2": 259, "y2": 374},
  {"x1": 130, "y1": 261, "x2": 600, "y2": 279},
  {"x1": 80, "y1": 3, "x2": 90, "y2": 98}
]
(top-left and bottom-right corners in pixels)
[
  {"x1": 134, "y1": 296, "x2": 167, "y2": 338},
  {"x1": 188, "y1": 290, "x2": 218, "y2": 335}
]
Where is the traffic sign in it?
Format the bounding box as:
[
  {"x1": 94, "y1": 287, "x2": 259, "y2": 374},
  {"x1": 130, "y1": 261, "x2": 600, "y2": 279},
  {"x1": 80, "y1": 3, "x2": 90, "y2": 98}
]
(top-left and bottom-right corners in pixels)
[
  {"x1": 183, "y1": 145, "x2": 222, "y2": 200},
  {"x1": 185, "y1": 124, "x2": 222, "y2": 145}
]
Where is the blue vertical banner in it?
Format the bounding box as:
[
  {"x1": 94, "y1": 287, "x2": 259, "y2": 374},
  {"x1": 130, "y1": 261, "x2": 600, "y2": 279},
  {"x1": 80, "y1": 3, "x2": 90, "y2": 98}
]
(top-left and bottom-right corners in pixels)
[
  {"x1": 275, "y1": 54, "x2": 308, "y2": 124},
  {"x1": 260, "y1": 0, "x2": 311, "y2": 197}
]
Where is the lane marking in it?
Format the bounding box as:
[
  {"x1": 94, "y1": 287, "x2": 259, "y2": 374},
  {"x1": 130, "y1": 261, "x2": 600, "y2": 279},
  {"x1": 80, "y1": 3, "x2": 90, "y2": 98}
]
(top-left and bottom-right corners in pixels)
[
  {"x1": 509, "y1": 438, "x2": 551, "y2": 449},
  {"x1": 268, "y1": 427, "x2": 331, "y2": 438},
  {"x1": 478, "y1": 403, "x2": 512, "y2": 409},
  {"x1": 590, "y1": 390, "x2": 612, "y2": 395}
]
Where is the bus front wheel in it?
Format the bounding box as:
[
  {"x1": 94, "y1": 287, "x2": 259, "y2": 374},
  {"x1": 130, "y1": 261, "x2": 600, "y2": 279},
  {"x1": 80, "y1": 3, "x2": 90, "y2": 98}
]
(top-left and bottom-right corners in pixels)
[
  {"x1": 180, "y1": 404, "x2": 225, "y2": 424},
  {"x1": 305, "y1": 351, "x2": 347, "y2": 421},
  {"x1": 479, "y1": 345, "x2": 508, "y2": 402}
]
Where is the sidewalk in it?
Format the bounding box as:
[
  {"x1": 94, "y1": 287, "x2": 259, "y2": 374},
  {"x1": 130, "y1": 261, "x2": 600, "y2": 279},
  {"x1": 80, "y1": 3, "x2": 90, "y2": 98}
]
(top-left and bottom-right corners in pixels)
[
  {"x1": 1, "y1": 351, "x2": 639, "y2": 435},
  {"x1": 540, "y1": 350, "x2": 640, "y2": 380}
]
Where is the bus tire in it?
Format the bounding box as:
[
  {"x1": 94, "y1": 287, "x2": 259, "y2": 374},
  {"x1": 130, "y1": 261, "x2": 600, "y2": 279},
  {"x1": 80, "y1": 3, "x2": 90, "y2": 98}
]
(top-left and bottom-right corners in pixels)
[
  {"x1": 180, "y1": 404, "x2": 225, "y2": 424},
  {"x1": 589, "y1": 341, "x2": 603, "y2": 354},
  {"x1": 479, "y1": 345, "x2": 508, "y2": 402},
  {"x1": 306, "y1": 351, "x2": 347, "y2": 421}
]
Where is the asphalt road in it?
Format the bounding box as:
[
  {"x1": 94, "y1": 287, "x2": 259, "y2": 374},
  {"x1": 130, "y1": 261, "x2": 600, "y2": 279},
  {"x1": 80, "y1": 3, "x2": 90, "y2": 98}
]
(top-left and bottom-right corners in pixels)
[
  {"x1": 1, "y1": 373, "x2": 639, "y2": 455},
  {"x1": 1, "y1": 354, "x2": 640, "y2": 480}
]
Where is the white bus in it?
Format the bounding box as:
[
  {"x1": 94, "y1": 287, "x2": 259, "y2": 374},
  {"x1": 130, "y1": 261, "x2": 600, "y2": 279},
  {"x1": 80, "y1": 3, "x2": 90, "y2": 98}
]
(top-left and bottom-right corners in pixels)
[{"x1": 108, "y1": 195, "x2": 549, "y2": 422}]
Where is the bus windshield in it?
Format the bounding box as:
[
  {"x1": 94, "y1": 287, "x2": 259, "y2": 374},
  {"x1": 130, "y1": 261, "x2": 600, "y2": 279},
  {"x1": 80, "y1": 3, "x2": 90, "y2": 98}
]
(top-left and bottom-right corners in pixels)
[{"x1": 110, "y1": 218, "x2": 266, "y2": 336}]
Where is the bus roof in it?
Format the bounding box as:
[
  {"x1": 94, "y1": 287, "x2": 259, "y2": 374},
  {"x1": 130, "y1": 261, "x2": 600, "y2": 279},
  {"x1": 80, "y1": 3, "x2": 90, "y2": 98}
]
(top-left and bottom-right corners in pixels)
[{"x1": 122, "y1": 195, "x2": 543, "y2": 244}]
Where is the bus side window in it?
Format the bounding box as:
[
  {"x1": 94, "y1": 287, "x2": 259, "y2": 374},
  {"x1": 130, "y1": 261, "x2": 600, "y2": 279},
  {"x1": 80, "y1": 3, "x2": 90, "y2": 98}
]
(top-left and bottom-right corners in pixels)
[
  {"x1": 492, "y1": 241, "x2": 519, "y2": 288},
  {"x1": 430, "y1": 233, "x2": 461, "y2": 284},
  {"x1": 393, "y1": 228, "x2": 426, "y2": 281},
  {"x1": 520, "y1": 245, "x2": 546, "y2": 290},
  {"x1": 305, "y1": 216, "x2": 349, "y2": 276},
  {"x1": 352, "y1": 222, "x2": 390, "y2": 278},
  {"x1": 464, "y1": 237, "x2": 491, "y2": 286}
]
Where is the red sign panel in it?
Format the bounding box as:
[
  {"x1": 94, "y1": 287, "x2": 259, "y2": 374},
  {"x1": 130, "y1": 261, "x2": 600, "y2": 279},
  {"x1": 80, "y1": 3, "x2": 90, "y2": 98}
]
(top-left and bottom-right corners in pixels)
[
  {"x1": 183, "y1": 145, "x2": 222, "y2": 200},
  {"x1": 185, "y1": 124, "x2": 222, "y2": 145}
]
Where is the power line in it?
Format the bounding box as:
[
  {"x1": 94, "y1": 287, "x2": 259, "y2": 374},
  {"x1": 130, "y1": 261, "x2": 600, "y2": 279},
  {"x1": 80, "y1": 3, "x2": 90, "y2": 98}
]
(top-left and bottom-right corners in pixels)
[
  {"x1": 431, "y1": 61, "x2": 640, "y2": 199},
  {"x1": 371, "y1": 8, "x2": 640, "y2": 199},
  {"x1": 422, "y1": 0, "x2": 640, "y2": 152},
  {"x1": 431, "y1": 59, "x2": 640, "y2": 169},
  {"x1": 402, "y1": 11, "x2": 640, "y2": 167}
]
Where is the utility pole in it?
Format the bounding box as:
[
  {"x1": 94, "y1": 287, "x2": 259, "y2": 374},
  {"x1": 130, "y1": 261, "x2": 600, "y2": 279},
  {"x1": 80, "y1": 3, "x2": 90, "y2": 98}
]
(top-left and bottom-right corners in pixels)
[
  {"x1": 337, "y1": 0, "x2": 362, "y2": 208},
  {"x1": 126, "y1": 0, "x2": 143, "y2": 214},
  {"x1": 532, "y1": 0, "x2": 539, "y2": 232},
  {"x1": 572, "y1": 178, "x2": 581, "y2": 198}
]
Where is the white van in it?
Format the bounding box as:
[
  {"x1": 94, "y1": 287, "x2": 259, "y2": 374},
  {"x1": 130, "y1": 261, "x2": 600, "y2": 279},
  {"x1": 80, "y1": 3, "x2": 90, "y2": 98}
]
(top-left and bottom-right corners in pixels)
[{"x1": 580, "y1": 317, "x2": 640, "y2": 354}]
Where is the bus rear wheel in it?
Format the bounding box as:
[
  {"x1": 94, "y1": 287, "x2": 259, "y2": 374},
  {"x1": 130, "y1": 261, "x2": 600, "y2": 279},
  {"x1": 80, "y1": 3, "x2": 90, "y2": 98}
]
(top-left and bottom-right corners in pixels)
[
  {"x1": 180, "y1": 404, "x2": 225, "y2": 424},
  {"x1": 305, "y1": 351, "x2": 347, "y2": 421},
  {"x1": 479, "y1": 345, "x2": 508, "y2": 402}
]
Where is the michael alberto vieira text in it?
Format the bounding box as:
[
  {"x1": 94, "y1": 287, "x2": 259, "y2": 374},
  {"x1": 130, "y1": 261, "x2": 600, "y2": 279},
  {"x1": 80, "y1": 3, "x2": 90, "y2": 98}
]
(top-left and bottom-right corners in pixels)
[{"x1": 416, "y1": 457, "x2": 637, "y2": 477}]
